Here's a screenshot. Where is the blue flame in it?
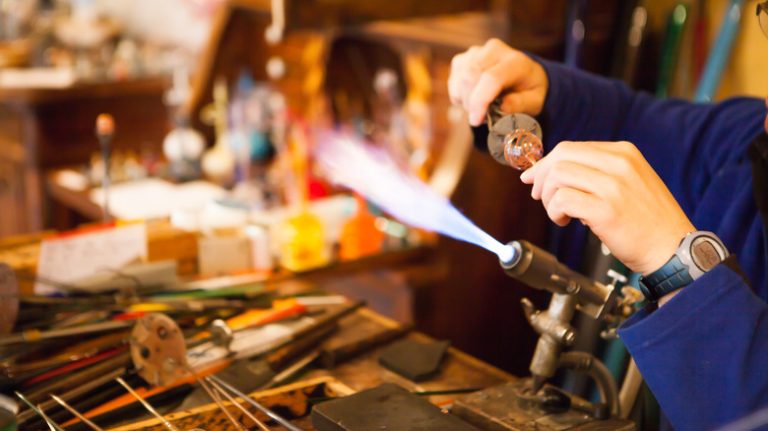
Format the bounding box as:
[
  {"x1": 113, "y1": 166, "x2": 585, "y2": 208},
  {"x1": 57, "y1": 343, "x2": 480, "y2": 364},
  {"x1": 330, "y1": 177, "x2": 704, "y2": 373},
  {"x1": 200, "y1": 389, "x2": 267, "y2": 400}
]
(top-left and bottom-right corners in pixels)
[{"x1": 316, "y1": 134, "x2": 516, "y2": 263}]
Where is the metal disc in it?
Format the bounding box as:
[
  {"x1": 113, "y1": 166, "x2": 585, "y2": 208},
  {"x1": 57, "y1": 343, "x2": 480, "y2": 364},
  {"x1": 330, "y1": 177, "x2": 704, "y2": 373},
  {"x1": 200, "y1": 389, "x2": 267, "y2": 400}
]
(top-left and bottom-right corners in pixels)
[
  {"x1": 487, "y1": 113, "x2": 543, "y2": 166},
  {"x1": 130, "y1": 313, "x2": 188, "y2": 386}
]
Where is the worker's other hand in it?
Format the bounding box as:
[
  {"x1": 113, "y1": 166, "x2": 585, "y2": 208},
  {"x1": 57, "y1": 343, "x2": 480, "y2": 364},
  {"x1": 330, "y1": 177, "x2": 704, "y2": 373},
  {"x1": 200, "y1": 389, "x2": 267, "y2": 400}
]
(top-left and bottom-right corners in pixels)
[
  {"x1": 448, "y1": 38, "x2": 548, "y2": 126},
  {"x1": 520, "y1": 141, "x2": 696, "y2": 276}
]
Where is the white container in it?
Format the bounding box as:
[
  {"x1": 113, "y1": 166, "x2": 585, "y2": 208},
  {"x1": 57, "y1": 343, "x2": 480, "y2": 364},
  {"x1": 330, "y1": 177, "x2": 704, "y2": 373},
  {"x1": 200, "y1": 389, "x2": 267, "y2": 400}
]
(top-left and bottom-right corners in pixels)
[{"x1": 245, "y1": 225, "x2": 273, "y2": 272}]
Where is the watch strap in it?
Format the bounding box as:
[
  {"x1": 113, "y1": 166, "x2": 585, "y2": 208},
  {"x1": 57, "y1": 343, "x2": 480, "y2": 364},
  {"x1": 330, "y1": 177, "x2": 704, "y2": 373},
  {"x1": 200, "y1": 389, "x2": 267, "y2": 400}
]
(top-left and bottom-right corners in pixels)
[
  {"x1": 638, "y1": 231, "x2": 729, "y2": 303},
  {"x1": 639, "y1": 255, "x2": 694, "y2": 302}
]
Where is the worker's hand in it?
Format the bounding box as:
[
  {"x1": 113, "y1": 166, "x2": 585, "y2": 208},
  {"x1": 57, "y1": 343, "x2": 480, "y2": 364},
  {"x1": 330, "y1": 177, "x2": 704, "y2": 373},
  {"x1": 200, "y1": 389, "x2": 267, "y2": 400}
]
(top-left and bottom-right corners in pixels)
[
  {"x1": 520, "y1": 141, "x2": 696, "y2": 276},
  {"x1": 448, "y1": 38, "x2": 548, "y2": 126}
]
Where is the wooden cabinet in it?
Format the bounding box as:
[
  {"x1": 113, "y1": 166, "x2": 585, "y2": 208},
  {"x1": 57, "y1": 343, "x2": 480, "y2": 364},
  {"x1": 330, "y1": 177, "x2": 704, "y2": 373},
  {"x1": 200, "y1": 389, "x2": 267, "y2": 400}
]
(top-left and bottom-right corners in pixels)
[
  {"x1": 0, "y1": 105, "x2": 39, "y2": 235},
  {"x1": 0, "y1": 77, "x2": 169, "y2": 236}
]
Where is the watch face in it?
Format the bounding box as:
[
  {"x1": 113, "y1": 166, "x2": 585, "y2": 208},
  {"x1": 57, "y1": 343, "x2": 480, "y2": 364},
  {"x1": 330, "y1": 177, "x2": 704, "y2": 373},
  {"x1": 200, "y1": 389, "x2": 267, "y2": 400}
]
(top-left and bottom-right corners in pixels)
[{"x1": 690, "y1": 237, "x2": 724, "y2": 271}]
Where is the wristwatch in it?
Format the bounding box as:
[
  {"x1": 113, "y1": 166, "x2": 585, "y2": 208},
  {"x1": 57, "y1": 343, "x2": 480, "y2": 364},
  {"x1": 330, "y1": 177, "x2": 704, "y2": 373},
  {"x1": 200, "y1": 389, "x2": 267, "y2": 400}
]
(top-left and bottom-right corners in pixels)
[{"x1": 638, "y1": 231, "x2": 729, "y2": 302}]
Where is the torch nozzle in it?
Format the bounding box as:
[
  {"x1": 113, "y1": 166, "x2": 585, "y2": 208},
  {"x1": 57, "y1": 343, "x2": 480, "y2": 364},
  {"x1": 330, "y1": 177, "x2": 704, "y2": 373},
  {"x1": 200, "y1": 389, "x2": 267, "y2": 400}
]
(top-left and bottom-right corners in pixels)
[
  {"x1": 499, "y1": 240, "x2": 616, "y2": 319},
  {"x1": 497, "y1": 243, "x2": 518, "y2": 267}
]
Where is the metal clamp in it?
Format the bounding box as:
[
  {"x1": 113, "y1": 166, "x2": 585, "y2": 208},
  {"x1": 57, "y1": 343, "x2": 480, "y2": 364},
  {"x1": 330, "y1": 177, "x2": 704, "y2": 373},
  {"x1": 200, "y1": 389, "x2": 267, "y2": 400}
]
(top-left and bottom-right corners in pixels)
[{"x1": 521, "y1": 298, "x2": 576, "y2": 346}]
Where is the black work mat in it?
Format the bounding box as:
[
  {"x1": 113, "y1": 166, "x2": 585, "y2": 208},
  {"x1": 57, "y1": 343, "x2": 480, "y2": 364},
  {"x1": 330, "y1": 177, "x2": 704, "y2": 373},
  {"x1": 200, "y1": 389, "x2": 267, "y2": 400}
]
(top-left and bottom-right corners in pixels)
[{"x1": 311, "y1": 383, "x2": 479, "y2": 431}]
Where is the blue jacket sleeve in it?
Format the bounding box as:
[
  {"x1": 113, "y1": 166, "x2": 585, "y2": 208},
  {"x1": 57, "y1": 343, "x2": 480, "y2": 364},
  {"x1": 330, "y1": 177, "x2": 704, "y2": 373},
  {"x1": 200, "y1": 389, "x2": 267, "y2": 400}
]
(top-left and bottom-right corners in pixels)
[
  {"x1": 536, "y1": 58, "x2": 766, "y2": 217},
  {"x1": 618, "y1": 259, "x2": 768, "y2": 431},
  {"x1": 534, "y1": 58, "x2": 768, "y2": 429}
]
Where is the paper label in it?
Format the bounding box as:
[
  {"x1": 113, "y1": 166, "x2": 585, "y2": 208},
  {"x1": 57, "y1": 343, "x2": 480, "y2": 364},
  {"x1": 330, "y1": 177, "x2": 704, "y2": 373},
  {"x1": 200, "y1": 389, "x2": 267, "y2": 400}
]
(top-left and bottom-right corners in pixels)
[{"x1": 35, "y1": 223, "x2": 147, "y2": 294}]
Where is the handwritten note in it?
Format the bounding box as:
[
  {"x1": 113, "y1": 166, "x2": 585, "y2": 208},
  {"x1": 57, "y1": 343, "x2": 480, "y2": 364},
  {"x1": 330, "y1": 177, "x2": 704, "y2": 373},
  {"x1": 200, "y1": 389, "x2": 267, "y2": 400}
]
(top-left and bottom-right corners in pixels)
[{"x1": 35, "y1": 223, "x2": 147, "y2": 295}]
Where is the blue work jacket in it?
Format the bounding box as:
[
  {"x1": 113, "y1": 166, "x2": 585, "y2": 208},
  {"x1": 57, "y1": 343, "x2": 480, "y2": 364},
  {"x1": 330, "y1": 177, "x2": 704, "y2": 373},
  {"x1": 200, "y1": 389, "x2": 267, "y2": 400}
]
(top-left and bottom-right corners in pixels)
[{"x1": 535, "y1": 58, "x2": 768, "y2": 430}]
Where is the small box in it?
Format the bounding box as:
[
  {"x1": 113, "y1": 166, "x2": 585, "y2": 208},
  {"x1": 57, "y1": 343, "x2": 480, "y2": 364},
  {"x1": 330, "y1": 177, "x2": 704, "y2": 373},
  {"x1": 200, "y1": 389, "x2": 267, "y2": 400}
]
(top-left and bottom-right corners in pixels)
[
  {"x1": 312, "y1": 383, "x2": 479, "y2": 431},
  {"x1": 197, "y1": 235, "x2": 251, "y2": 276},
  {"x1": 147, "y1": 222, "x2": 199, "y2": 275}
]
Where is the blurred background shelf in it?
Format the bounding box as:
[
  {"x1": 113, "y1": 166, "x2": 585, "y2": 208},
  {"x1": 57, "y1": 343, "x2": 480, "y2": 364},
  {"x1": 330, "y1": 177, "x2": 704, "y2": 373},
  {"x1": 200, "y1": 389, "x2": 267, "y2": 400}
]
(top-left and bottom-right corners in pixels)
[{"x1": 0, "y1": 76, "x2": 169, "y2": 236}]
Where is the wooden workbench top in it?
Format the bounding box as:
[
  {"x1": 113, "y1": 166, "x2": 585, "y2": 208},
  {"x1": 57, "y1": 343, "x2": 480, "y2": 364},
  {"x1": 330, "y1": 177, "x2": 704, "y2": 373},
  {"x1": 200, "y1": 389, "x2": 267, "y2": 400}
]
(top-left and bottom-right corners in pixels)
[{"x1": 111, "y1": 306, "x2": 514, "y2": 431}]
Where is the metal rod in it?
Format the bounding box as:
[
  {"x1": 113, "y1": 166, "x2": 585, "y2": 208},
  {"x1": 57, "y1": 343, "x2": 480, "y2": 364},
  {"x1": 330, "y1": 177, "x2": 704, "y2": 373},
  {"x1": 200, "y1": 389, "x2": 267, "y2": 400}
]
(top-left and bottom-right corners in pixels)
[
  {"x1": 207, "y1": 375, "x2": 303, "y2": 431},
  {"x1": 0, "y1": 320, "x2": 132, "y2": 346},
  {"x1": 38, "y1": 405, "x2": 63, "y2": 431},
  {"x1": 17, "y1": 367, "x2": 126, "y2": 423},
  {"x1": 181, "y1": 364, "x2": 246, "y2": 431},
  {"x1": 115, "y1": 377, "x2": 180, "y2": 431},
  {"x1": 50, "y1": 394, "x2": 105, "y2": 431},
  {"x1": 619, "y1": 359, "x2": 643, "y2": 418},
  {"x1": 14, "y1": 392, "x2": 65, "y2": 431},
  {"x1": 206, "y1": 377, "x2": 271, "y2": 431},
  {"x1": 263, "y1": 350, "x2": 319, "y2": 390}
]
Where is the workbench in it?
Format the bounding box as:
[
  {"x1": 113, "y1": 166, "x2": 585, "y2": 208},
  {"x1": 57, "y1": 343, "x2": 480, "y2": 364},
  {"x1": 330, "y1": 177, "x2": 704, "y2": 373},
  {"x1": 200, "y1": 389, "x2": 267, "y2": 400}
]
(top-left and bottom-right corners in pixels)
[
  {"x1": 111, "y1": 306, "x2": 514, "y2": 431},
  {"x1": 105, "y1": 300, "x2": 634, "y2": 431}
]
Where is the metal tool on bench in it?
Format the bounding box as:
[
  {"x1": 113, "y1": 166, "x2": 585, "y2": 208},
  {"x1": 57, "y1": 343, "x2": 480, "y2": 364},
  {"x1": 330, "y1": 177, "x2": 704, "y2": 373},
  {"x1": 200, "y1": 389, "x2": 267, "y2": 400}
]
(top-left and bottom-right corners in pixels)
[
  {"x1": 130, "y1": 313, "x2": 258, "y2": 431},
  {"x1": 452, "y1": 239, "x2": 637, "y2": 430},
  {"x1": 15, "y1": 391, "x2": 65, "y2": 431},
  {"x1": 207, "y1": 375, "x2": 303, "y2": 431},
  {"x1": 50, "y1": 394, "x2": 105, "y2": 431},
  {"x1": 499, "y1": 239, "x2": 628, "y2": 406},
  {"x1": 115, "y1": 377, "x2": 183, "y2": 431}
]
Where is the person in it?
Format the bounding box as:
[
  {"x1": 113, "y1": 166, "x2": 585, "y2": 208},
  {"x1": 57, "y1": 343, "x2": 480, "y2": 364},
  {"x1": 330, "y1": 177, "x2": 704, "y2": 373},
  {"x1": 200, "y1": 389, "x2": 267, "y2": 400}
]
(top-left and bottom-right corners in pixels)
[{"x1": 447, "y1": 7, "x2": 768, "y2": 431}]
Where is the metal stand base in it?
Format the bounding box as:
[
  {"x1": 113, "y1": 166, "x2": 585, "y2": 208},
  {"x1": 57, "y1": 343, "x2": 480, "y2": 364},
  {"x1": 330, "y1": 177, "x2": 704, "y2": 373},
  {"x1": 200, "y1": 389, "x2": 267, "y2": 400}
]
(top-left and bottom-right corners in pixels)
[{"x1": 452, "y1": 380, "x2": 635, "y2": 431}]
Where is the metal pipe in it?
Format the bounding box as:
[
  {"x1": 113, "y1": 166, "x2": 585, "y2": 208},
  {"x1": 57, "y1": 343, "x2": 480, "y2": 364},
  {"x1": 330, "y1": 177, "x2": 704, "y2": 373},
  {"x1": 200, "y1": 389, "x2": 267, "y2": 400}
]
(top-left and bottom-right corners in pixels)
[
  {"x1": 527, "y1": 294, "x2": 577, "y2": 393},
  {"x1": 619, "y1": 359, "x2": 643, "y2": 418},
  {"x1": 558, "y1": 351, "x2": 620, "y2": 417},
  {"x1": 501, "y1": 240, "x2": 616, "y2": 319}
]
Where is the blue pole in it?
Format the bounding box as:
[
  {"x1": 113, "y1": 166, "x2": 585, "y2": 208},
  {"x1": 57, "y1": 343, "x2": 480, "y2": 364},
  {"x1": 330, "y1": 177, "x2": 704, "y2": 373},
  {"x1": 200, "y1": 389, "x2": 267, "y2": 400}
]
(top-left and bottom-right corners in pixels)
[{"x1": 694, "y1": 0, "x2": 744, "y2": 102}]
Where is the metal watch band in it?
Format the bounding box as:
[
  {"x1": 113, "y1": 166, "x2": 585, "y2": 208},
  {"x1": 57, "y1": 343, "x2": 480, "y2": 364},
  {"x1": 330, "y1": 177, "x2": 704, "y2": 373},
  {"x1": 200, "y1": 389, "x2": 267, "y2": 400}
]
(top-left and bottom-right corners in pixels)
[{"x1": 638, "y1": 255, "x2": 694, "y2": 302}]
